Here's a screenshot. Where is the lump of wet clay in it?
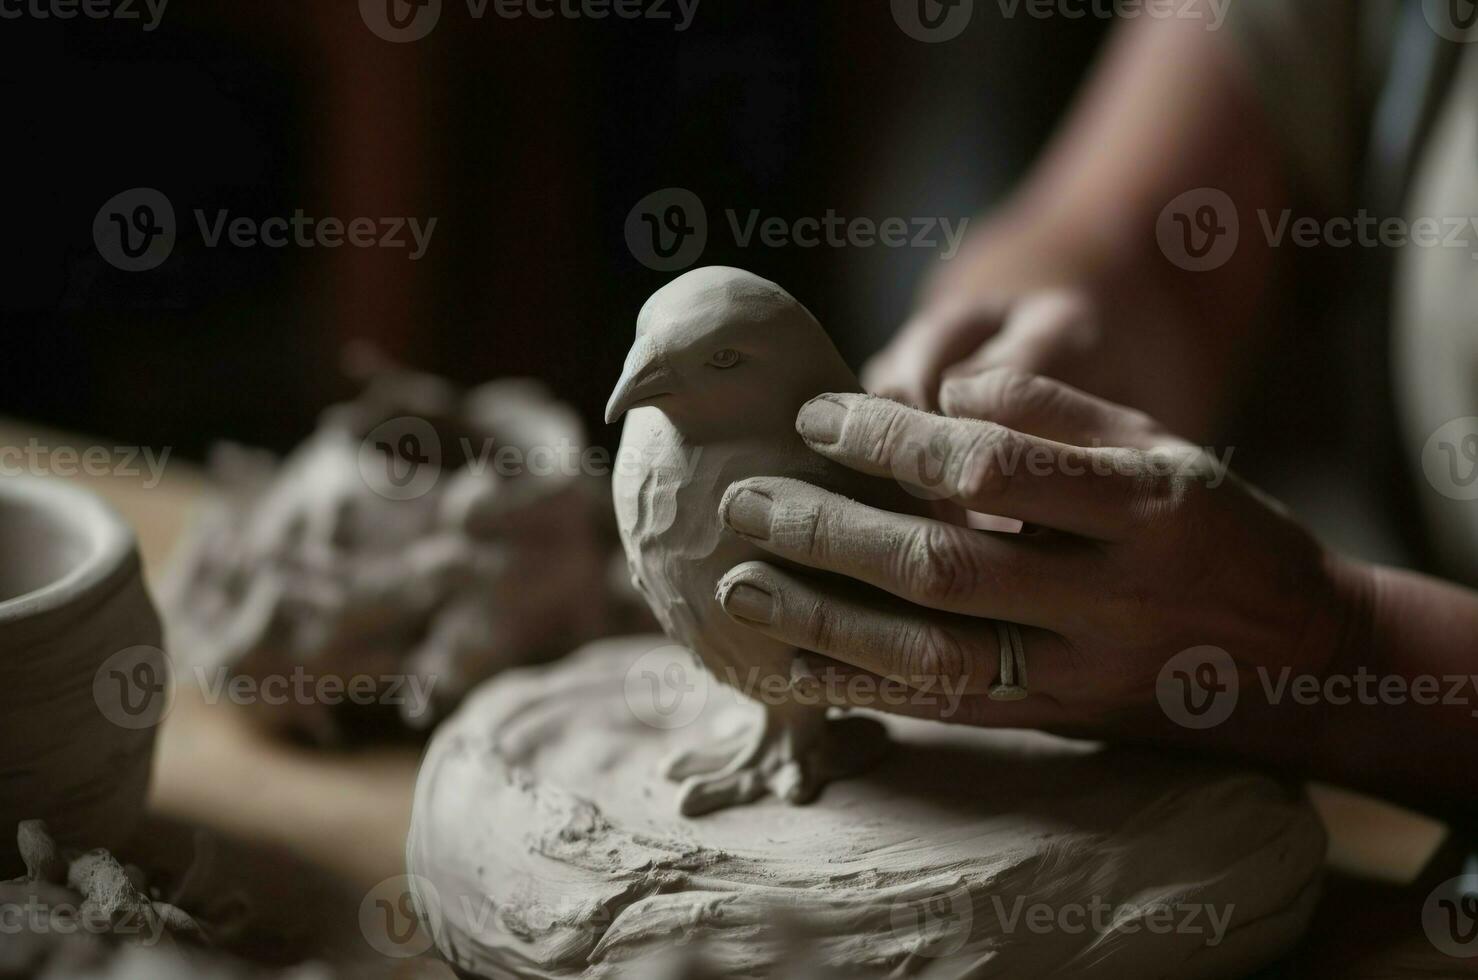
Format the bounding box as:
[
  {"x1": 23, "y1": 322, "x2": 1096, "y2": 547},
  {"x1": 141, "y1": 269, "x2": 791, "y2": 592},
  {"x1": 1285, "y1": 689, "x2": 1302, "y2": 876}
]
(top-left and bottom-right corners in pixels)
[
  {"x1": 407, "y1": 636, "x2": 1327, "y2": 979},
  {"x1": 164, "y1": 349, "x2": 646, "y2": 744}
]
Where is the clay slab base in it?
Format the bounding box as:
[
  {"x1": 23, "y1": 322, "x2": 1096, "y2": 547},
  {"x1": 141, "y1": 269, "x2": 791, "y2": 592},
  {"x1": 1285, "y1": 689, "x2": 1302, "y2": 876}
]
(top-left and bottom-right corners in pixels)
[{"x1": 407, "y1": 636, "x2": 1325, "y2": 979}]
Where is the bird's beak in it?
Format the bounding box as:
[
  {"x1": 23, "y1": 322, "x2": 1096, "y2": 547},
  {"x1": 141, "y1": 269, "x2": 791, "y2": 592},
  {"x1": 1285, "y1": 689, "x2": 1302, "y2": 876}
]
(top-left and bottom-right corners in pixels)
[{"x1": 605, "y1": 340, "x2": 676, "y2": 424}]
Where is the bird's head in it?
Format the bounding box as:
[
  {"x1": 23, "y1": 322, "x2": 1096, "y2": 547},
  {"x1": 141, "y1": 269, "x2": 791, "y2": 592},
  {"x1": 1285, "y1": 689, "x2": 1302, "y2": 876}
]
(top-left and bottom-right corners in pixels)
[{"x1": 605, "y1": 267, "x2": 853, "y2": 436}]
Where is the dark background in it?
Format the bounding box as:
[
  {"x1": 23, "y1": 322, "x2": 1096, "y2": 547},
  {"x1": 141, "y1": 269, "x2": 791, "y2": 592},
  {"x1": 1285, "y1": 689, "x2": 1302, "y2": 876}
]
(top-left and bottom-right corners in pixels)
[{"x1": 0, "y1": 0, "x2": 1109, "y2": 458}]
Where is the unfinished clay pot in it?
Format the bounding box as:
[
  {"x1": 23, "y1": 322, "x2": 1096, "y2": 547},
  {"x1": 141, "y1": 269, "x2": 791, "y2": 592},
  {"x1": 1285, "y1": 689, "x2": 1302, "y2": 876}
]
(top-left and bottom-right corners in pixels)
[{"x1": 1, "y1": 475, "x2": 164, "y2": 878}]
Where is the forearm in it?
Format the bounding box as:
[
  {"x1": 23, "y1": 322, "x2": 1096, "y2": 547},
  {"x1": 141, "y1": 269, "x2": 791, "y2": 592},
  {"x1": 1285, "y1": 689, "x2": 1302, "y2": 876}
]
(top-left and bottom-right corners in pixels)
[
  {"x1": 928, "y1": 13, "x2": 1288, "y2": 437},
  {"x1": 1308, "y1": 564, "x2": 1478, "y2": 813}
]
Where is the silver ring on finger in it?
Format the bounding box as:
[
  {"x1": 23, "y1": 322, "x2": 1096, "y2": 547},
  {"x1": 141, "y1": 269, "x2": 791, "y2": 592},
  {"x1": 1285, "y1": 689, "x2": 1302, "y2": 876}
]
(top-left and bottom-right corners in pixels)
[{"x1": 989, "y1": 621, "x2": 1029, "y2": 701}]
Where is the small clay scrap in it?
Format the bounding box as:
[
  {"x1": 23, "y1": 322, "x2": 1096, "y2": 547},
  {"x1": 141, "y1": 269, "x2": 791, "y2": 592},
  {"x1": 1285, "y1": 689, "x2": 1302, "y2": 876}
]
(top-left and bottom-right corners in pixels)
[
  {"x1": 1, "y1": 820, "x2": 203, "y2": 977},
  {"x1": 164, "y1": 348, "x2": 645, "y2": 744}
]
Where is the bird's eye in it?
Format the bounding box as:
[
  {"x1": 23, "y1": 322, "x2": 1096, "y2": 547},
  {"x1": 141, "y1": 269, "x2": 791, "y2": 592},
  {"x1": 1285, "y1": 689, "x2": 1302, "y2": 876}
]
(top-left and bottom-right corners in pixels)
[{"x1": 708, "y1": 348, "x2": 741, "y2": 369}]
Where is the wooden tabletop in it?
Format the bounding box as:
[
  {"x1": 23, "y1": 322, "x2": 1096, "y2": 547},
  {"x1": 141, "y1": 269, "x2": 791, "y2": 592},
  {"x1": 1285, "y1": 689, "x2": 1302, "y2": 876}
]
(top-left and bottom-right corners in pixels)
[{"x1": 4, "y1": 417, "x2": 1466, "y2": 977}]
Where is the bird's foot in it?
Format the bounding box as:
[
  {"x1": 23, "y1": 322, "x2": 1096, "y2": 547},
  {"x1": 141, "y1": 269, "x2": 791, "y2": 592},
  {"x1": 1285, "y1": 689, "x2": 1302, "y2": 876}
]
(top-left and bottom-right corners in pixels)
[{"x1": 663, "y1": 709, "x2": 890, "y2": 818}]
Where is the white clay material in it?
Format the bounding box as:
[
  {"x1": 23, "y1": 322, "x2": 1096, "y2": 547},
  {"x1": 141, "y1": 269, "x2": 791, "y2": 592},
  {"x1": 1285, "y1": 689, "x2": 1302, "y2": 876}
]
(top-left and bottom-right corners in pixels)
[
  {"x1": 607, "y1": 267, "x2": 931, "y2": 816},
  {"x1": 163, "y1": 358, "x2": 620, "y2": 744},
  {"x1": 406, "y1": 636, "x2": 1327, "y2": 980}
]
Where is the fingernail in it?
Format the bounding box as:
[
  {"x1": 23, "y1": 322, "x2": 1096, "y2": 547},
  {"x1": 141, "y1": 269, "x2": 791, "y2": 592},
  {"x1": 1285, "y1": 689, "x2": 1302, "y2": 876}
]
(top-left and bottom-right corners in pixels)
[
  {"x1": 796, "y1": 395, "x2": 847, "y2": 445},
  {"x1": 718, "y1": 581, "x2": 774, "y2": 625},
  {"x1": 722, "y1": 487, "x2": 772, "y2": 539}
]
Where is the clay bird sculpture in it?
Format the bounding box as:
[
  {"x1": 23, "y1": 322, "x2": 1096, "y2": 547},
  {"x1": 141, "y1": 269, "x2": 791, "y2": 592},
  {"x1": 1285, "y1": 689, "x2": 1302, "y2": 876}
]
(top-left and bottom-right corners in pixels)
[{"x1": 607, "y1": 266, "x2": 930, "y2": 816}]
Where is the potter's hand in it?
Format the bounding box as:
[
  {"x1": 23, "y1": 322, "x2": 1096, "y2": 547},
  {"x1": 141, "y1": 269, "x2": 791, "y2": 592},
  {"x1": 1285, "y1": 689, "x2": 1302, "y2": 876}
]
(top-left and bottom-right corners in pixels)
[
  {"x1": 861, "y1": 291, "x2": 1105, "y2": 414},
  {"x1": 715, "y1": 369, "x2": 1366, "y2": 744}
]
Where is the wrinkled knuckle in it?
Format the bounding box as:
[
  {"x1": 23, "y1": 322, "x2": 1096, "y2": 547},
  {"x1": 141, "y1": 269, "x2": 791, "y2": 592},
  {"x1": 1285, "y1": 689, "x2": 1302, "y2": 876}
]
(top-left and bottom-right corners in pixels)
[
  {"x1": 903, "y1": 525, "x2": 977, "y2": 605},
  {"x1": 1125, "y1": 455, "x2": 1193, "y2": 528},
  {"x1": 956, "y1": 427, "x2": 1014, "y2": 502},
  {"x1": 798, "y1": 597, "x2": 839, "y2": 654},
  {"x1": 899, "y1": 623, "x2": 968, "y2": 681},
  {"x1": 977, "y1": 366, "x2": 1043, "y2": 420},
  {"x1": 772, "y1": 496, "x2": 827, "y2": 560},
  {"x1": 859, "y1": 399, "x2": 914, "y2": 468}
]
